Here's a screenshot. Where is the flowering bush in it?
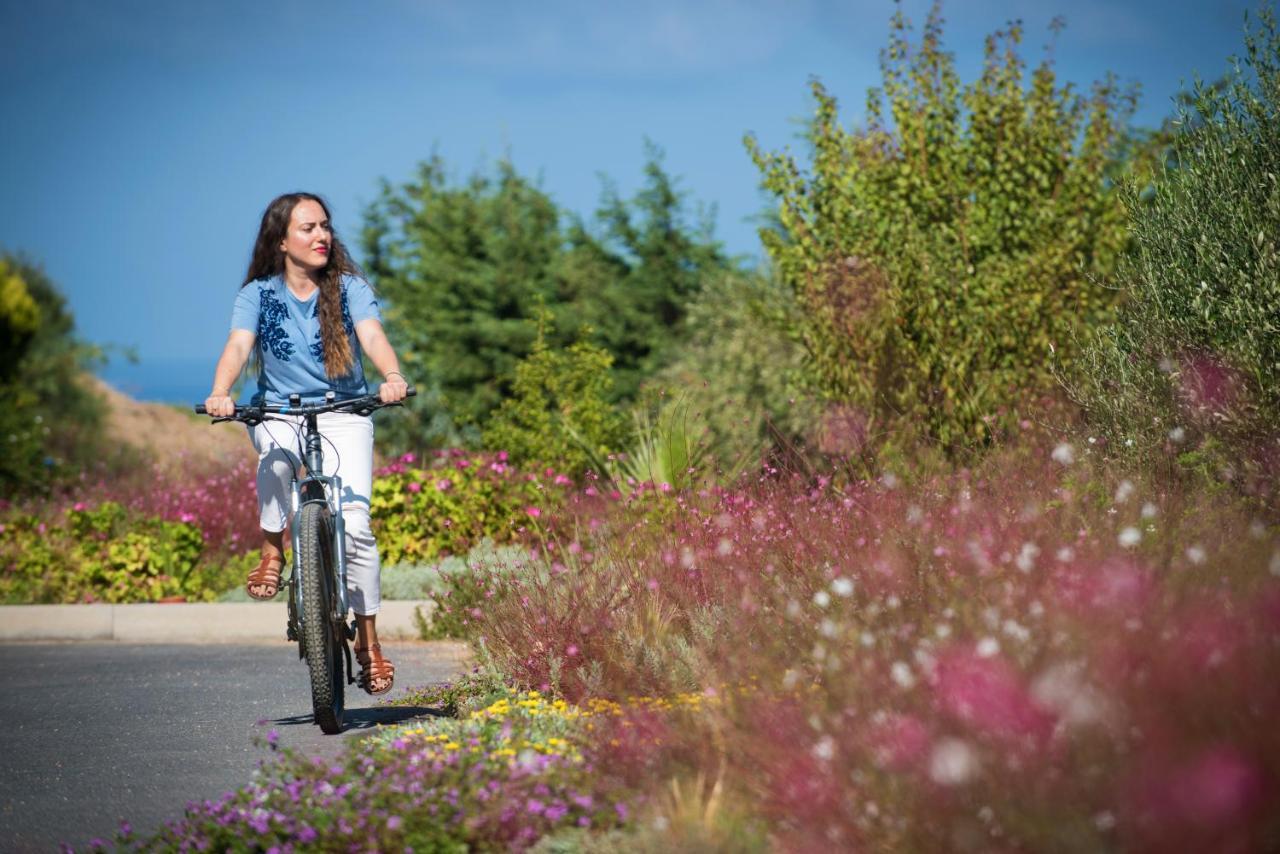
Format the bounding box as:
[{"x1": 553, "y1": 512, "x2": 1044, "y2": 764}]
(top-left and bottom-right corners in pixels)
[
  {"x1": 370, "y1": 450, "x2": 571, "y2": 565},
  {"x1": 0, "y1": 501, "x2": 221, "y2": 603},
  {"x1": 468, "y1": 440, "x2": 1280, "y2": 850},
  {"x1": 0, "y1": 454, "x2": 263, "y2": 603},
  {"x1": 99, "y1": 688, "x2": 656, "y2": 852}
]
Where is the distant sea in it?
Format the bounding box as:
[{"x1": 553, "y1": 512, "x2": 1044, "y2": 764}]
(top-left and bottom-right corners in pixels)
[{"x1": 96, "y1": 358, "x2": 218, "y2": 406}]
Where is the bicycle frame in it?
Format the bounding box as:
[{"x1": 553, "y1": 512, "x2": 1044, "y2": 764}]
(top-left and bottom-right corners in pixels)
[{"x1": 287, "y1": 408, "x2": 350, "y2": 621}]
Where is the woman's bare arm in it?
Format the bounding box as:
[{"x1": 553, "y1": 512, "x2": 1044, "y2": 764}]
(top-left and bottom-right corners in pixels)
[
  {"x1": 205, "y1": 329, "x2": 255, "y2": 416},
  {"x1": 354, "y1": 318, "x2": 408, "y2": 403}
]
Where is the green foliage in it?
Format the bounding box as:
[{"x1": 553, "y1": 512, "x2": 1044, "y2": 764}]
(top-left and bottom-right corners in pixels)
[
  {"x1": 1070, "y1": 8, "x2": 1280, "y2": 490},
  {"x1": 0, "y1": 254, "x2": 107, "y2": 495},
  {"x1": 482, "y1": 320, "x2": 629, "y2": 477},
  {"x1": 361, "y1": 148, "x2": 732, "y2": 448},
  {"x1": 370, "y1": 451, "x2": 566, "y2": 565},
  {"x1": 746, "y1": 6, "x2": 1134, "y2": 455},
  {"x1": 0, "y1": 501, "x2": 230, "y2": 603},
  {"x1": 379, "y1": 540, "x2": 527, "y2": 640},
  {"x1": 655, "y1": 269, "x2": 816, "y2": 472}
]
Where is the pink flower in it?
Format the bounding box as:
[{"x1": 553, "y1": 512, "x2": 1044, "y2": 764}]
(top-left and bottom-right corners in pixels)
[
  {"x1": 73, "y1": 502, "x2": 88, "y2": 512},
  {"x1": 566, "y1": 644, "x2": 579, "y2": 657},
  {"x1": 865, "y1": 713, "x2": 931, "y2": 770},
  {"x1": 554, "y1": 474, "x2": 572, "y2": 486},
  {"x1": 400, "y1": 452, "x2": 417, "y2": 464},
  {"x1": 435, "y1": 478, "x2": 453, "y2": 492},
  {"x1": 525, "y1": 507, "x2": 541, "y2": 519},
  {"x1": 407, "y1": 482, "x2": 422, "y2": 493},
  {"x1": 933, "y1": 646, "x2": 1053, "y2": 743}
]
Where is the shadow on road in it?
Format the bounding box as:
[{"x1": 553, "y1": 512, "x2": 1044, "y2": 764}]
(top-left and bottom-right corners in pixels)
[{"x1": 270, "y1": 705, "x2": 448, "y2": 730}]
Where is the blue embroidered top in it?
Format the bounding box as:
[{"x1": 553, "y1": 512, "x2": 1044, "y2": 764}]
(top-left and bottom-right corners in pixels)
[{"x1": 230, "y1": 274, "x2": 381, "y2": 405}]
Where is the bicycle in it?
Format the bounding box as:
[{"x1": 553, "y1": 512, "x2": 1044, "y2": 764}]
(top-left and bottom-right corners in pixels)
[{"x1": 196, "y1": 388, "x2": 414, "y2": 734}]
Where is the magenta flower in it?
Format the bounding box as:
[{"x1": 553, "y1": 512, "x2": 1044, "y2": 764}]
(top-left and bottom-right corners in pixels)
[
  {"x1": 526, "y1": 507, "x2": 542, "y2": 519},
  {"x1": 407, "y1": 482, "x2": 422, "y2": 493}
]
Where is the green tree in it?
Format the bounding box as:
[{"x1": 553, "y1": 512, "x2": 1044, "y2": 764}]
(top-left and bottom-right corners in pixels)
[
  {"x1": 0, "y1": 254, "x2": 105, "y2": 494},
  {"x1": 361, "y1": 149, "x2": 732, "y2": 449},
  {"x1": 747, "y1": 5, "x2": 1135, "y2": 455},
  {"x1": 1070, "y1": 7, "x2": 1280, "y2": 491}
]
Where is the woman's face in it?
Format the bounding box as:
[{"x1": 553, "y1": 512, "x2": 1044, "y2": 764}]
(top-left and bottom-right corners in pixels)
[{"x1": 278, "y1": 199, "x2": 332, "y2": 272}]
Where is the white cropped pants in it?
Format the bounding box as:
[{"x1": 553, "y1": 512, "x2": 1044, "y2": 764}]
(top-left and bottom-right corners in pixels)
[{"x1": 249, "y1": 412, "x2": 382, "y2": 616}]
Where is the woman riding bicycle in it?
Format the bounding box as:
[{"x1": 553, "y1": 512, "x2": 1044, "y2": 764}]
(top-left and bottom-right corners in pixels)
[{"x1": 204, "y1": 192, "x2": 406, "y2": 695}]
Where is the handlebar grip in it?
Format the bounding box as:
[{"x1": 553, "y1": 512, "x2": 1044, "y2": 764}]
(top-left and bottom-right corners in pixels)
[
  {"x1": 194, "y1": 404, "x2": 208, "y2": 415},
  {"x1": 406, "y1": 386, "x2": 416, "y2": 398}
]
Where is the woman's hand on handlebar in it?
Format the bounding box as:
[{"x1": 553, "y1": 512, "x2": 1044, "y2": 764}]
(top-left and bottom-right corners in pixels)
[
  {"x1": 205, "y1": 392, "x2": 236, "y2": 417},
  {"x1": 379, "y1": 377, "x2": 409, "y2": 404}
]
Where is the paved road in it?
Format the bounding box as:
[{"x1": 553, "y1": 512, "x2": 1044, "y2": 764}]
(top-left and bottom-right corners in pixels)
[{"x1": 0, "y1": 641, "x2": 470, "y2": 853}]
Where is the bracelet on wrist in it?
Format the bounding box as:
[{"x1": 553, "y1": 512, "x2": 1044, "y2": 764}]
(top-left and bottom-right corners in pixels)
[{"x1": 385, "y1": 371, "x2": 406, "y2": 382}]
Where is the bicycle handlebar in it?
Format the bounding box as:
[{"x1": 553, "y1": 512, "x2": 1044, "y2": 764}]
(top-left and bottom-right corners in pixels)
[{"x1": 195, "y1": 387, "x2": 416, "y2": 421}]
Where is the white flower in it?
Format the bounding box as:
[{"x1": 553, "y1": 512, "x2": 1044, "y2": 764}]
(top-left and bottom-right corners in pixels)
[
  {"x1": 812, "y1": 736, "x2": 836, "y2": 761},
  {"x1": 716, "y1": 538, "x2": 733, "y2": 556},
  {"x1": 1056, "y1": 546, "x2": 1075, "y2": 562},
  {"x1": 1168, "y1": 426, "x2": 1186, "y2": 443},
  {"x1": 1141, "y1": 502, "x2": 1159, "y2": 519},
  {"x1": 1002, "y1": 619, "x2": 1031, "y2": 643},
  {"x1": 929, "y1": 738, "x2": 979, "y2": 785},
  {"x1": 819, "y1": 619, "x2": 839, "y2": 638},
  {"x1": 1114, "y1": 480, "x2": 1135, "y2": 504},
  {"x1": 860, "y1": 631, "x2": 876, "y2": 648},
  {"x1": 885, "y1": 595, "x2": 901, "y2": 610},
  {"x1": 1185, "y1": 545, "x2": 1207, "y2": 565},
  {"x1": 975, "y1": 637, "x2": 1000, "y2": 658},
  {"x1": 934, "y1": 623, "x2": 952, "y2": 639},
  {"x1": 831, "y1": 577, "x2": 854, "y2": 597},
  {"x1": 1051, "y1": 443, "x2": 1075, "y2": 465},
  {"x1": 881, "y1": 472, "x2": 899, "y2": 489},
  {"x1": 890, "y1": 661, "x2": 916, "y2": 689},
  {"x1": 813, "y1": 590, "x2": 831, "y2": 608},
  {"x1": 1031, "y1": 662, "x2": 1111, "y2": 727},
  {"x1": 906, "y1": 504, "x2": 924, "y2": 524},
  {"x1": 1118, "y1": 527, "x2": 1142, "y2": 548},
  {"x1": 1015, "y1": 542, "x2": 1040, "y2": 573}
]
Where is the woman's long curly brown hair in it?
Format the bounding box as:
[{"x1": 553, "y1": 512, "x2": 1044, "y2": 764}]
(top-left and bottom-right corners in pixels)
[{"x1": 243, "y1": 192, "x2": 363, "y2": 379}]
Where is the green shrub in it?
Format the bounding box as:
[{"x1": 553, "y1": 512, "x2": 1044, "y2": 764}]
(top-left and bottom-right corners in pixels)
[
  {"x1": 747, "y1": 7, "x2": 1134, "y2": 456},
  {"x1": 1069, "y1": 8, "x2": 1280, "y2": 493},
  {"x1": 370, "y1": 451, "x2": 565, "y2": 565},
  {"x1": 383, "y1": 541, "x2": 529, "y2": 640},
  {"x1": 481, "y1": 320, "x2": 629, "y2": 478},
  {"x1": 0, "y1": 501, "x2": 219, "y2": 603}
]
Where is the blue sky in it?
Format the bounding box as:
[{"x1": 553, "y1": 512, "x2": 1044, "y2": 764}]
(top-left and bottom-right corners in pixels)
[{"x1": 0, "y1": 0, "x2": 1250, "y2": 402}]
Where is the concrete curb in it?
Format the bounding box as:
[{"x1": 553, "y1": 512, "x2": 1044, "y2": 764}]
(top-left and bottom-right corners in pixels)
[{"x1": 0, "y1": 600, "x2": 435, "y2": 643}]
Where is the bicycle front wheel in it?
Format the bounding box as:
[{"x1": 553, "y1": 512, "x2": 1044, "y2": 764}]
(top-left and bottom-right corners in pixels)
[{"x1": 297, "y1": 500, "x2": 345, "y2": 734}]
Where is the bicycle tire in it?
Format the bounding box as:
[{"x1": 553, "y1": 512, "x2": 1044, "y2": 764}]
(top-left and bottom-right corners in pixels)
[{"x1": 297, "y1": 500, "x2": 344, "y2": 734}]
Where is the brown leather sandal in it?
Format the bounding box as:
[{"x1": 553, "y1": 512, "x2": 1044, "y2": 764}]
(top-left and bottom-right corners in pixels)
[
  {"x1": 354, "y1": 643, "x2": 395, "y2": 695},
  {"x1": 245, "y1": 553, "x2": 284, "y2": 600}
]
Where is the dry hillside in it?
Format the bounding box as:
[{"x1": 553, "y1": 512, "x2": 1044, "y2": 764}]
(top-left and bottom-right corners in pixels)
[{"x1": 92, "y1": 377, "x2": 256, "y2": 470}]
